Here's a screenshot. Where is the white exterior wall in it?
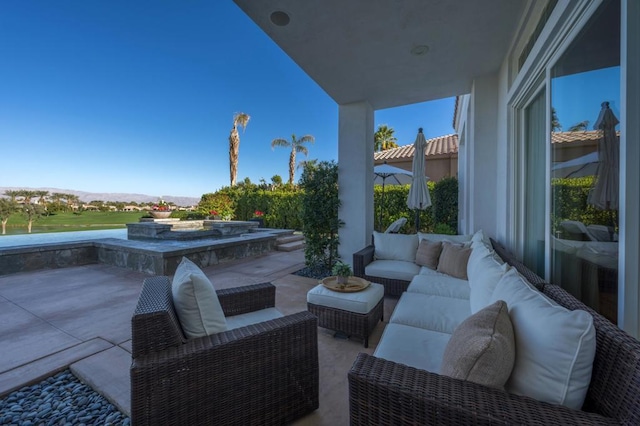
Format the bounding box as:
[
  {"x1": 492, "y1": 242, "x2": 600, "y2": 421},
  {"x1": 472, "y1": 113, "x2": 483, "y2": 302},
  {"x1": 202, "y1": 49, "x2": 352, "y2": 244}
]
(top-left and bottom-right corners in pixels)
[
  {"x1": 466, "y1": 73, "x2": 500, "y2": 238},
  {"x1": 337, "y1": 102, "x2": 374, "y2": 266},
  {"x1": 620, "y1": 0, "x2": 640, "y2": 335}
]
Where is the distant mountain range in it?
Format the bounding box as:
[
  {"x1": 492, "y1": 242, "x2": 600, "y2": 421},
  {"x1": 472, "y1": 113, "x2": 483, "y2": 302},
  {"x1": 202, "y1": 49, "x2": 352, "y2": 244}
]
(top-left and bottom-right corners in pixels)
[{"x1": 0, "y1": 187, "x2": 200, "y2": 206}]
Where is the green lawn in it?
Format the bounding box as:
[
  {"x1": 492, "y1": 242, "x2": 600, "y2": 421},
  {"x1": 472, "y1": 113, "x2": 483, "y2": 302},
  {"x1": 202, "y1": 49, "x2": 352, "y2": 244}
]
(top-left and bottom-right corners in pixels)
[{"x1": 3, "y1": 211, "x2": 148, "y2": 234}]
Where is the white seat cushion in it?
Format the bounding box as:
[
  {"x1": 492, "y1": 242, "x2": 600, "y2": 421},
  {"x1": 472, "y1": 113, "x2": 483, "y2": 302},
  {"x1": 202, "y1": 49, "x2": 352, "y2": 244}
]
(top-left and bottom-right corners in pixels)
[
  {"x1": 225, "y1": 307, "x2": 284, "y2": 330},
  {"x1": 365, "y1": 260, "x2": 421, "y2": 282},
  {"x1": 373, "y1": 231, "x2": 418, "y2": 262},
  {"x1": 374, "y1": 323, "x2": 450, "y2": 373},
  {"x1": 307, "y1": 282, "x2": 384, "y2": 314},
  {"x1": 172, "y1": 257, "x2": 227, "y2": 338},
  {"x1": 407, "y1": 274, "x2": 470, "y2": 300},
  {"x1": 390, "y1": 292, "x2": 471, "y2": 334},
  {"x1": 490, "y1": 268, "x2": 596, "y2": 410}
]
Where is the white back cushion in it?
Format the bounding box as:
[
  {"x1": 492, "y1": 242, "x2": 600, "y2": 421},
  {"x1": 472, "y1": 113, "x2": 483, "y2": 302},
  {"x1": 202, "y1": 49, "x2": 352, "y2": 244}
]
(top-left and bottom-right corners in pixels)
[
  {"x1": 172, "y1": 257, "x2": 227, "y2": 338},
  {"x1": 490, "y1": 268, "x2": 596, "y2": 409},
  {"x1": 373, "y1": 231, "x2": 418, "y2": 262},
  {"x1": 468, "y1": 244, "x2": 510, "y2": 313}
]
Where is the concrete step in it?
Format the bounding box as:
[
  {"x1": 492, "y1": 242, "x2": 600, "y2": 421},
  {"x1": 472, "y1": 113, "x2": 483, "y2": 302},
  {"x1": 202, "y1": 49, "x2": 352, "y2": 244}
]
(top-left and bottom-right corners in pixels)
[
  {"x1": 276, "y1": 234, "x2": 305, "y2": 245},
  {"x1": 276, "y1": 240, "x2": 305, "y2": 252}
]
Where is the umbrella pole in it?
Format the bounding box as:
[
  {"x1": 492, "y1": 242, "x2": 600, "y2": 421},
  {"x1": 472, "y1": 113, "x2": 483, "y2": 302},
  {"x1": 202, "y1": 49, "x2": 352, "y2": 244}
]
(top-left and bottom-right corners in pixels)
[
  {"x1": 415, "y1": 202, "x2": 422, "y2": 232},
  {"x1": 380, "y1": 179, "x2": 386, "y2": 231}
]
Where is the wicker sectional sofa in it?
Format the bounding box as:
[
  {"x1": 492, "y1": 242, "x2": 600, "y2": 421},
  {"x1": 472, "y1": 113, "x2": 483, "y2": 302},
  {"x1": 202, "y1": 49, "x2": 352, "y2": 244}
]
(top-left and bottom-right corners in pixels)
[{"x1": 349, "y1": 233, "x2": 640, "y2": 425}]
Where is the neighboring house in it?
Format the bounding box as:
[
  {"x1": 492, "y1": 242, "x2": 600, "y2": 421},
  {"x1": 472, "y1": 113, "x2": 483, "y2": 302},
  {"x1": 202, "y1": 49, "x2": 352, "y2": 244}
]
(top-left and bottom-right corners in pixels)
[
  {"x1": 236, "y1": 0, "x2": 639, "y2": 335},
  {"x1": 123, "y1": 205, "x2": 144, "y2": 212},
  {"x1": 373, "y1": 134, "x2": 458, "y2": 182}
]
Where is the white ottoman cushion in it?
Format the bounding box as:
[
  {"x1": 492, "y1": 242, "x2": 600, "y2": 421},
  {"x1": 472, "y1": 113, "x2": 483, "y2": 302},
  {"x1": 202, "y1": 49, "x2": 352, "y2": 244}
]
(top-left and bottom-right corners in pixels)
[{"x1": 307, "y1": 282, "x2": 384, "y2": 314}]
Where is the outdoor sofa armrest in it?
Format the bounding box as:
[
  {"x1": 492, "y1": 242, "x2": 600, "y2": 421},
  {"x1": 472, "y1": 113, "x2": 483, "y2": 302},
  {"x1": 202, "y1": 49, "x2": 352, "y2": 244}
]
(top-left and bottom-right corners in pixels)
[
  {"x1": 132, "y1": 311, "x2": 319, "y2": 426},
  {"x1": 353, "y1": 245, "x2": 375, "y2": 277},
  {"x1": 217, "y1": 281, "x2": 275, "y2": 316},
  {"x1": 348, "y1": 353, "x2": 617, "y2": 426}
]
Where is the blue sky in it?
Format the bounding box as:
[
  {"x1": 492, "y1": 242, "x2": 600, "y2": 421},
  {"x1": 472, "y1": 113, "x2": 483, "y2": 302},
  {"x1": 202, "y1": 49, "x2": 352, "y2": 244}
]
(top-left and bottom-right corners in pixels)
[{"x1": 0, "y1": 1, "x2": 455, "y2": 199}]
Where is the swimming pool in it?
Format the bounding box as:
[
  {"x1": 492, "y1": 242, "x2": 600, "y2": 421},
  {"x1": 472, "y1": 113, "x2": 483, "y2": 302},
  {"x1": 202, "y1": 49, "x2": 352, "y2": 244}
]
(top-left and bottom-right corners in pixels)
[{"x1": 0, "y1": 229, "x2": 128, "y2": 248}]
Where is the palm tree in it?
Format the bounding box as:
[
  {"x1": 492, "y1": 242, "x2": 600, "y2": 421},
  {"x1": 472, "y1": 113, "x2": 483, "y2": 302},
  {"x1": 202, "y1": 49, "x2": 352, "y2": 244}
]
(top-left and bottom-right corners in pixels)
[
  {"x1": 569, "y1": 120, "x2": 589, "y2": 132},
  {"x1": 551, "y1": 107, "x2": 562, "y2": 132},
  {"x1": 0, "y1": 198, "x2": 17, "y2": 235},
  {"x1": 271, "y1": 134, "x2": 315, "y2": 185},
  {"x1": 4, "y1": 190, "x2": 20, "y2": 202},
  {"x1": 374, "y1": 124, "x2": 398, "y2": 151},
  {"x1": 228, "y1": 112, "x2": 250, "y2": 187}
]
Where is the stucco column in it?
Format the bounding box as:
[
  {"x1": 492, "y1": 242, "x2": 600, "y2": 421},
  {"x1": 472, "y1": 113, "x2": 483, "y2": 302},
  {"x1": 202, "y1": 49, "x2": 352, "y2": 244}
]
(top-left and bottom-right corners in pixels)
[
  {"x1": 337, "y1": 102, "x2": 374, "y2": 266},
  {"x1": 468, "y1": 73, "x2": 500, "y2": 238},
  {"x1": 619, "y1": 0, "x2": 640, "y2": 336}
]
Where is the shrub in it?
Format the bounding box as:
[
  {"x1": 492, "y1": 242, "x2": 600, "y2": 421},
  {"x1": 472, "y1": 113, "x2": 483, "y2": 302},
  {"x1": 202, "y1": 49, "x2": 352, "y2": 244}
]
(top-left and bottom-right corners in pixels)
[
  {"x1": 432, "y1": 177, "x2": 458, "y2": 231},
  {"x1": 299, "y1": 161, "x2": 342, "y2": 269}
]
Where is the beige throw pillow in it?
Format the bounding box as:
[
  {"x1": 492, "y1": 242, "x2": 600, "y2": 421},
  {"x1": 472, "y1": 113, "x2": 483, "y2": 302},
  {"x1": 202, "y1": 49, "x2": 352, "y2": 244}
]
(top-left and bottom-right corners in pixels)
[
  {"x1": 440, "y1": 300, "x2": 515, "y2": 389},
  {"x1": 172, "y1": 257, "x2": 227, "y2": 338},
  {"x1": 437, "y1": 242, "x2": 472, "y2": 279},
  {"x1": 415, "y1": 239, "x2": 442, "y2": 269}
]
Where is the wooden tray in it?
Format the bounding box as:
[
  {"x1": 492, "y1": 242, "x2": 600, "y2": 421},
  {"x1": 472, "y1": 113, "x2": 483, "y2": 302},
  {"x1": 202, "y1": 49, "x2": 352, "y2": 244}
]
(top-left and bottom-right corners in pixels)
[{"x1": 321, "y1": 276, "x2": 370, "y2": 292}]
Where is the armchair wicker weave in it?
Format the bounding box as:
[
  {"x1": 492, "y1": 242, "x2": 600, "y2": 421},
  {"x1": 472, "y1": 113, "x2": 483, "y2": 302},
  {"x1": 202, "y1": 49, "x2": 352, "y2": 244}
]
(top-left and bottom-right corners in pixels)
[{"x1": 131, "y1": 276, "x2": 319, "y2": 426}]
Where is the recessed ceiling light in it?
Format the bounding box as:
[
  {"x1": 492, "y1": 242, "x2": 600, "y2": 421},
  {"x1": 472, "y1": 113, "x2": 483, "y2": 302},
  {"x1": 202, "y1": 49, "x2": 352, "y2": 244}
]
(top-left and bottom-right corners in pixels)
[
  {"x1": 411, "y1": 45, "x2": 430, "y2": 56},
  {"x1": 270, "y1": 11, "x2": 290, "y2": 27}
]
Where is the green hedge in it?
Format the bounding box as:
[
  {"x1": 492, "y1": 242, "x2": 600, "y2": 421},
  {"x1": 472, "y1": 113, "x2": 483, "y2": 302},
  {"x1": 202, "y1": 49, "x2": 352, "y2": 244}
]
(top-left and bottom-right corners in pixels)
[
  {"x1": 551, "y1": 176, "x2": 616, "y2": 232},
  {"x1": 374, "y1": 177, "x2": 458, "y2": 233}
]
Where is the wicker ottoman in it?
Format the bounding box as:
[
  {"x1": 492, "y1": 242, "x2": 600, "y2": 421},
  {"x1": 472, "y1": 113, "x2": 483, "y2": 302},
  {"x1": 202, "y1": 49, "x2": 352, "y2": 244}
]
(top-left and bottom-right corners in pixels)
[{"x1": 307, "y1": 282, "x2": 384, "y2": 348}]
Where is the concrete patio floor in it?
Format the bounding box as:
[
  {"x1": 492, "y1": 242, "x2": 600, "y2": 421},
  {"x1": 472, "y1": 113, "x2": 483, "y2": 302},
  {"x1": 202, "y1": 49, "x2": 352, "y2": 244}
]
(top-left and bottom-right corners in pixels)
[{"x1": 0, "y1": 248, "x2": 397, "y2": 425}]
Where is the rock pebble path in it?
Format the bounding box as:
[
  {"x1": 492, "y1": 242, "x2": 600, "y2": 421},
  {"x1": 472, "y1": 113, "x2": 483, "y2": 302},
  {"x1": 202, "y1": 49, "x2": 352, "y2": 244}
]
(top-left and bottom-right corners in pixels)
[{"x1": 0, "y1": 370, "x2": 129, "y2": 425}]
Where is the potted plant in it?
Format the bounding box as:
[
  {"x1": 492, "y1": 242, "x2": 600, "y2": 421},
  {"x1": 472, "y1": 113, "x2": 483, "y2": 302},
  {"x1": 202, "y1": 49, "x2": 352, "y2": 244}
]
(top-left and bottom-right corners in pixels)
[
  {"x1": 249, "y1": 210, "x2": 265, "y2": 227},
  {"x1": 149, "y1": 199, "x2": 172, "y2": 219},
  {"x1": 332, "y1": 261, "x2": 352, "y2": 287}
]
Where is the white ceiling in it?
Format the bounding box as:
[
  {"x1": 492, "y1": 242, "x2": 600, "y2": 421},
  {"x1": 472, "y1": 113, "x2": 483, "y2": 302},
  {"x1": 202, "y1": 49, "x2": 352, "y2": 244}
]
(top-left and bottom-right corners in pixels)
[{"x1": 233, "y1": 0, "x2": 526, "y2": 110}]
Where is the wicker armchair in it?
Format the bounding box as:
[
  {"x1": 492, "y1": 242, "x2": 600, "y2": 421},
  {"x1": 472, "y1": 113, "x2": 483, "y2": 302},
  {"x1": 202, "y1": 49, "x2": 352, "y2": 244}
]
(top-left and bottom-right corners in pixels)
[{"x1": 131, "y1": 276, "x2": 319, "y2": 426}]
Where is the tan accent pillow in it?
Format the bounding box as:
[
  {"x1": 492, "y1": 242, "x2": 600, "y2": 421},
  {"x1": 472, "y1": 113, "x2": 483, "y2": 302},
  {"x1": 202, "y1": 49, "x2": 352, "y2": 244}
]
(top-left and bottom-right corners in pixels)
[
  {"x1": 437, "y1": 242, "x2": 472, "y2": 279},
  {"x1": 440, "y1": 300, "x2": 515, "y2": 389},
  {"x1": 415, "y1": 239, "x2": 442, "y2": 269}
]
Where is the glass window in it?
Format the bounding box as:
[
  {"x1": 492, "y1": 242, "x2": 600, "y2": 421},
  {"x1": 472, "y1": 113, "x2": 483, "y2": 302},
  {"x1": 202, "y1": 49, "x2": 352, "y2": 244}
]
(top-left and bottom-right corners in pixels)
[
  {"x1": 523, "y1": 90, "x2": 547, "y2": 278},
  {"x1": 550, "y1": 0, "x2": 620, "y2": 323}
]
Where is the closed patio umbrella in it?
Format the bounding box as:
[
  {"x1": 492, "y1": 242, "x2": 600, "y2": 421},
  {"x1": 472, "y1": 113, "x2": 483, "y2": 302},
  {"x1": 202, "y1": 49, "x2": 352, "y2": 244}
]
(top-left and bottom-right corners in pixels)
[
  {"x1": 407, "y1": 128, "x2": 432, "y2": 230},
  {"x1": 374, "y1": 162, "x2": 412, "y2": 230},
  {"x1": 588, "y1": 102, "x2": 619, "y2": 210}
]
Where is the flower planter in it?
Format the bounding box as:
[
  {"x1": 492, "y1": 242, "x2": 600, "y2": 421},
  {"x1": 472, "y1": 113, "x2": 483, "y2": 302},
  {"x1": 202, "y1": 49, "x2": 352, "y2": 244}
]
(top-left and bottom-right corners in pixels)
[
  {"x1": 249, "y1": 218, "x2": 265, "y2": 227},
  {"x1": 149, "y1": 211, "x2": 172, "y2": 219}
]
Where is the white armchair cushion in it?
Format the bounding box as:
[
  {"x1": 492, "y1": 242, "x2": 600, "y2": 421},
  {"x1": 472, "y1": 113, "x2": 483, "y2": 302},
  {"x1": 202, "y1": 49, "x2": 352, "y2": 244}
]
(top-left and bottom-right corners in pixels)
[
  {"x1": 490, "y1": 268, "x2": 596, "y2": 409},
  {"x1": 373, "y1": 231, "x2": 419, "y2": 262},
  {"x1": 225, "y1": 307, "x2": 283, "y2": 330},
  {"x1": 172, "y1": 257, "x2": 227, "y2": 338}
]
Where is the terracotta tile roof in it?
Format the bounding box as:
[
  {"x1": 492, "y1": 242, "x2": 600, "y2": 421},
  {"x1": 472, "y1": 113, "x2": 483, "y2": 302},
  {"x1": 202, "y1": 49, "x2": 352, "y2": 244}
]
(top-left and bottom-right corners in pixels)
[
  {"x1": 551, "y1": 130, "x2": 618, "y2": 144},
  {"x1": 374, "y1": 134, "x2": 459, "y2": 161}
]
